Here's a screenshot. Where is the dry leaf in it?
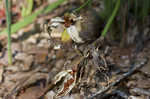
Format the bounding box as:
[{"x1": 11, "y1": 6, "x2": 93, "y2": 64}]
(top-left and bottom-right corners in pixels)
[{"x1": 53, "y1": 69, "x2": 76, "y2": 98}]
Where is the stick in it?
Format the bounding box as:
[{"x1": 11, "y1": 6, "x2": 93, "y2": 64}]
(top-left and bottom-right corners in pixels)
[{"x1": 88, "y1": 57, "x2": 148, "y2": 99}]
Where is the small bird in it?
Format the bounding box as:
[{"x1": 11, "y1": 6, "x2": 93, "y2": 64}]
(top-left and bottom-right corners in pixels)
[{"x1": 64, "y1": 9, "x2": 102, "y2": 44}]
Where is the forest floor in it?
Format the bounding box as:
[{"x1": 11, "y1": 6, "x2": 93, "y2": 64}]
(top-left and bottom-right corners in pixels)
[{"x1": 0, "y1": 0, "x2": 150, "y2": 99}]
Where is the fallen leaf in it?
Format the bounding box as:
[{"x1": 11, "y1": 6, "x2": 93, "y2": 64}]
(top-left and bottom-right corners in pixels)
[{"x1": 53, "y1": 69, "x2": 76, "y2": 98}]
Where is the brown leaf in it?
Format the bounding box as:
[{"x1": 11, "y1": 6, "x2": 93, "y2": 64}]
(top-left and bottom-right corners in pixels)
[{"x1": 18, "y1": 86, "x2": 44, "y2": 99}]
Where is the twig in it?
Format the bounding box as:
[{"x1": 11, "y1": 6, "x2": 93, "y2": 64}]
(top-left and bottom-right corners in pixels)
[
  {"x1": 100, "y1": 90, "x2": 129, "y2": 99},
  {"x1": 131, "y1": 88, "x2": 150, "y2": 96},
  {"x1": 88, "y1": 57, "x2": 148, "y2": 99},
  {"x1": 37, "y1": 83, "x2": 55, "y2": 98}
]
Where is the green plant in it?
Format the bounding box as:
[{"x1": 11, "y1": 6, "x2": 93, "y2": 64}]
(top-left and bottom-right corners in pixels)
[
  {"x1": 101, "y1": 0, "x2": 120, "y2": 37},
  {"x1": 0, "y1": 0, "x2": 66, "y2": 35},
  {"x1": 21, "y1": 0, "x2": 33, "y2": 17},
  {"x1": 73, "y1": 0, "x2": 92, "y2": 13},
  {"x1": 128, "y1": 0, "x2": 150, "y2": 21},
  {"x1": 101, "y1": 0, "x2": 150, "y2": 41},
  {"x1": 100, "y1": 0, "x2": 114, "y2": 20},
  {"x1": 5, "y1": 0, "x2": 12, "y2": 65}
]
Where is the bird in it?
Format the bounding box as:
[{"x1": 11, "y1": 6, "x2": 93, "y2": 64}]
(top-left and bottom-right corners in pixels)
[{"x1": 63, "y1": 9, "x2": 102, "y2": 44}]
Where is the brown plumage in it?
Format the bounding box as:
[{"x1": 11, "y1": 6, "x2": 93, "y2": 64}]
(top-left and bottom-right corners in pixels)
[{"x1": 78, "y1": 9, "x2": 102, "y2": 43}]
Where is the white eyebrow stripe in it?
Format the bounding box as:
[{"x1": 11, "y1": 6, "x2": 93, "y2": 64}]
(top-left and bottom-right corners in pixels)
[{"x1": 51, "y1": 17, "x2": 65, "y2": 23}]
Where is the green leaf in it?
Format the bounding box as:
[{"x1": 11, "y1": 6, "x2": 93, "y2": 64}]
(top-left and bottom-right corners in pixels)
[{"x1": 0, "y1": 0, "x2": 66, "y2": 35}]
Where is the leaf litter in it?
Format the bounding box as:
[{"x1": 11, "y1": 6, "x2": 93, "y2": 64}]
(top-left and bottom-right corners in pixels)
[{"x1": 0, "y1": 1, "x2": 150, "y2": 99}]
